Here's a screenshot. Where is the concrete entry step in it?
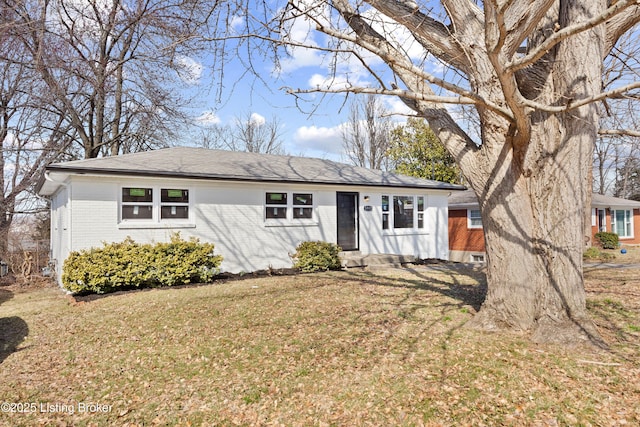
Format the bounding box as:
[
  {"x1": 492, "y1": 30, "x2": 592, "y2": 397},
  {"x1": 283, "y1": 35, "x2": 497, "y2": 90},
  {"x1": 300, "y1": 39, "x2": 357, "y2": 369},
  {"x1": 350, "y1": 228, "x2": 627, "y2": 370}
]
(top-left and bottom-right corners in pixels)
[{"x1": 339, "y1": 252, "x2": 416, "y2": 268}]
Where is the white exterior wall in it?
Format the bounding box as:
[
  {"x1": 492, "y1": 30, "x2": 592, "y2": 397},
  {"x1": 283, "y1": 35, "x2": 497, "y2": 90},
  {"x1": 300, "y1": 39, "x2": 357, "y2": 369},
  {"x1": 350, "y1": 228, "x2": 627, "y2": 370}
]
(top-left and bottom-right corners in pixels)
[
  {"x1": 357, "y1": 189, "x2": 449, "y2": 260},
  {"x1": 49, "y1": 184, "x2": 70, "y2": 280},
  {"x1": 49, "y1": 175, "x2": 450, "y2": 284}
]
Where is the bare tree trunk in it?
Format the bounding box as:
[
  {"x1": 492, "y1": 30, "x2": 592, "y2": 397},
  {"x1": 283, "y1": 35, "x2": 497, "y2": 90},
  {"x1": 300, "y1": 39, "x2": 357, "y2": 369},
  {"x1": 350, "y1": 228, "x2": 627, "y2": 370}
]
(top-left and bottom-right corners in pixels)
[
  {"x1": 465, "y1": 0, "x2": 602, "y2": 343},
  {"x1": 469, "y1": 115, "x2": 599, "y2": 343}
]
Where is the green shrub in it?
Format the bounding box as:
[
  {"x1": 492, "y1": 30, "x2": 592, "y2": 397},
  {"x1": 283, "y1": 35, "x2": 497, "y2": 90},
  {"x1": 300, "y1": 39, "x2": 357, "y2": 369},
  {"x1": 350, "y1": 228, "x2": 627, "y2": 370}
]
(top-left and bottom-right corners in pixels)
[
  {"x1": 62, "y1": 234, "x2": 223, "y2": 294},
  {"x1": 292, "y1": 241, "x2": 342, "y2": 272},
  {"x1": 595, "y1": 232, "x2": 619, "y2": 249},
  {"x1": 583, "y1": 246, "x2": 601, "y2": 259},
  {"x1": 583, "y1": 246, "x2": 615, "y2": 261}
]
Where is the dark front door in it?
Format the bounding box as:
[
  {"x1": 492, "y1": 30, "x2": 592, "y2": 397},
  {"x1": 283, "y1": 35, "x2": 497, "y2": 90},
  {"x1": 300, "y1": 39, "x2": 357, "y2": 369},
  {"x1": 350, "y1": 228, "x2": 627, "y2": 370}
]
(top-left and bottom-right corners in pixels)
[{"x1": 337, "y1": 192, "x2": 359, "y2": 251}]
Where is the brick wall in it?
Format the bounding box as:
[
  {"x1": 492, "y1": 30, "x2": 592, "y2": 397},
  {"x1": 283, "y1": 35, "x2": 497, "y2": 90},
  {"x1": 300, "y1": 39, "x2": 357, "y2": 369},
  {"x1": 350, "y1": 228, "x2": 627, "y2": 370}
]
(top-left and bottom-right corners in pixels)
[{"x1": 448, "y1": 209, "x2": 485, "y2": 252}]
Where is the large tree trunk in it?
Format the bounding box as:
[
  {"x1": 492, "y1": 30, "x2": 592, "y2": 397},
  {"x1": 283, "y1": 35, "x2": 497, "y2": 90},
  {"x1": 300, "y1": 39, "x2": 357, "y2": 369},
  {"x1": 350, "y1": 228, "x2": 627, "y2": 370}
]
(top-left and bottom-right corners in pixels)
[
  {"x1": 467, "y1": 119, "x2": 600, "y2": 344},
  {"x1": 465, "y1": 0, "x2": 604, "y2": 344}
]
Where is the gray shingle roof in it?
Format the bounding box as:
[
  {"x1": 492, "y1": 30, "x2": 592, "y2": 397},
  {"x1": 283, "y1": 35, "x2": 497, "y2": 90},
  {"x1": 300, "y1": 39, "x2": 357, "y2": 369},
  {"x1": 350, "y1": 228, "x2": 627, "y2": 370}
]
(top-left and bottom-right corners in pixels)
[{"x1": 39, "y1": 147, "x2": 466, "y2": 195}]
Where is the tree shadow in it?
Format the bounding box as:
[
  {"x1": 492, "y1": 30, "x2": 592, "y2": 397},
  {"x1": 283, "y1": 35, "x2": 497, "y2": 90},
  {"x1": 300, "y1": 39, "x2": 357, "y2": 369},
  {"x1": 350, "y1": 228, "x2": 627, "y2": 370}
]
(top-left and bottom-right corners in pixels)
[
  {"x1": 0, "y1": 289, "x2": 29, "y2": 364},
  {"x1": 344, "y1": 264, "x2": 488, "y2": 311}
]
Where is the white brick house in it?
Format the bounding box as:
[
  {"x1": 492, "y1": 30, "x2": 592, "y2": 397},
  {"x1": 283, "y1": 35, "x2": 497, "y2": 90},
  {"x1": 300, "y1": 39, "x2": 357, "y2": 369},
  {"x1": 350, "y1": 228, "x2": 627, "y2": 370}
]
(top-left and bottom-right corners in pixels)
[{"x1": 37, "y1": 147, "x2": 464, "y2": 285}]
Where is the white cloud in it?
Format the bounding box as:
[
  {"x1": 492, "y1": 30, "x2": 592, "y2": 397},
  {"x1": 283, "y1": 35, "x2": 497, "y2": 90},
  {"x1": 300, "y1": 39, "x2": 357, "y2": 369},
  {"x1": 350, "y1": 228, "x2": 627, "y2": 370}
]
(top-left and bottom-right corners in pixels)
[
  {"x1": 307, "y1": 72, "x2": 371, "y2": 91},
  {"x1": 196, "y1": 111, "x2": 221, "y2": 126},
  {"x1": 176, "y1": 56, "x2": 203, "y2": 85},
  {"x1": 293, "y1": 124, "x2": 344, "y2": 156},
  {"x1": 385, "y1": 98, "x2": 416, "y2": 118},
  {"x1": 276, "y1": 7, "x2": 327, "y2": 73},
  {"x1": 249, "y1": 112, "x2": 266, "y2": 126}
]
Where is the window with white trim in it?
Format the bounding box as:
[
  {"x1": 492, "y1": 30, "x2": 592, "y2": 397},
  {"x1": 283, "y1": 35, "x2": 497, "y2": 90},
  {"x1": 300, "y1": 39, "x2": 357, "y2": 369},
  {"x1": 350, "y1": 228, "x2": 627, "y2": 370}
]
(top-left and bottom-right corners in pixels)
[
  {"x1": 122, "y1": 188, "x2": 153, "y2": 220},
  {"x1": 382, "y1": 195, "x2": 426, "y2": 230},
  {"x1": 120, "y1": 186, "x2": 191, "y2": 223},
  {"x1": 293, "y1": 193, "x2": 313, "y2": 219},
  {"x1": 612, "y1": 209, "x2": 633, "y2": 238},
  {"x1": 161, "y1": 189, "x2": 189, "y2": 219},
  {"x1": 468, "y1": 209, "x2": 483, "y2": 229},
  {"x1": 265, "y1": 192, "x2": 315, "y2": 222},
  {"x1": 265, "y1": 192, "x2": 288, "y2": 219},
  {"x1": 470, "y1": 254, "x2": 486, "y2": 263}
]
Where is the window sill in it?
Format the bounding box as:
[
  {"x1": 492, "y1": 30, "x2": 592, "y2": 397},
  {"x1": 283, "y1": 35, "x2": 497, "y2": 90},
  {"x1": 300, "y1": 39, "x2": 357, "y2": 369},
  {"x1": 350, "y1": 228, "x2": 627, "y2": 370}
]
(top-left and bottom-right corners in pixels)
[
  {"x1": 383, "y1": 229, "x2": 430, "y2": 236},
  {"x1": 118, "y1": 222, "x2": 196, "y2": 230},
  {"x1": 264, "y1": 220, "x2": 319, "y2": 228}
]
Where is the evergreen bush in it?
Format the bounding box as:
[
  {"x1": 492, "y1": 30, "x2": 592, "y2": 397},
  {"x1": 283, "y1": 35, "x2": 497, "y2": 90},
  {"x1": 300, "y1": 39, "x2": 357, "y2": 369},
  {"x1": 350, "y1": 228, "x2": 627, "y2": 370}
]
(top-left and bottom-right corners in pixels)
[
  {"x1": 292, "y1": 241, "x2": 342, "y2": 272},
  {"x1": 62, "y1": 234, "x2": 222, "y2": 294},
  {"x1": 594, "y1": 232, "x2": 619, "y2": 249}
]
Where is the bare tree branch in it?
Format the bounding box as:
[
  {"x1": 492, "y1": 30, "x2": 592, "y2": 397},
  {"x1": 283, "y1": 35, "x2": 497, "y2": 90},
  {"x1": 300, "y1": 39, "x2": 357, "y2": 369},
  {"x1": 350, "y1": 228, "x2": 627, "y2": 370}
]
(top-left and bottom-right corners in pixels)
[{"x1": 507, "y1": 0, "x2": 639, "y2": 73}]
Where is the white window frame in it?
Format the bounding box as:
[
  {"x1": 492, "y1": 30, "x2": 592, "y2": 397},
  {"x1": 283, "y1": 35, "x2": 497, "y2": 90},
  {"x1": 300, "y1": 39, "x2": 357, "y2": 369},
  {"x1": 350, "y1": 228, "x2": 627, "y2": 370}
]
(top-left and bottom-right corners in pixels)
[
  {"x1": 470, "y1": 253, "x2": 486, "y2": 263},
  {"x1": 382, "y1": 194, "x2": 427, "y2": 233},
  {"x1": 160, "y1": 188, "x2": 190, "y2": 221},
  {"x1": 119, "y1": 185, "x2": 194, "y2": 229},
  {"x1": 611, "y1": 209, "x2": 633, "y2": 238},
  {"x1": 467, "y1": 209, "x2": 483, "y2": 229},
  {"x1": 121, "y1": 187, "x2": 154, "y2": 221},
  {"x1": 597, "y1": 208, "x2": 607, "y2": 232},
  {"x1": 264, "y1": 191, "x2": 317, "y2": 226}
]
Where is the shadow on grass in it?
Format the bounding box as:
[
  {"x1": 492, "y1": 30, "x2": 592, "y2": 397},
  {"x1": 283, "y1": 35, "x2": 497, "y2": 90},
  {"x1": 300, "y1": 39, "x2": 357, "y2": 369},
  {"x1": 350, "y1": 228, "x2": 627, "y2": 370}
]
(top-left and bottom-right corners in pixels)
[
  {"x1": 0, "y1": 289, "x2": 29, "y2": 364},
  {"x1": 343, "y1": 264, "x2": 488, "y2": 312}
]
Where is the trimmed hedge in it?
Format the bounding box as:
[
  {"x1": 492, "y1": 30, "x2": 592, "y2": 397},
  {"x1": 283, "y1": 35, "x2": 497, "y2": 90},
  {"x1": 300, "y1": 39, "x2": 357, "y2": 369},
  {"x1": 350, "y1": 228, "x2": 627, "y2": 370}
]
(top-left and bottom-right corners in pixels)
[
  {"x1": 292, "y1": 241, "x2": 342, "y2": 272},
  {"x1": 595, "y1": 232, "x2": 619, "y2": 249},
  {"x1": 62, "y1": 234, "x2": 223, "y2": 294}
]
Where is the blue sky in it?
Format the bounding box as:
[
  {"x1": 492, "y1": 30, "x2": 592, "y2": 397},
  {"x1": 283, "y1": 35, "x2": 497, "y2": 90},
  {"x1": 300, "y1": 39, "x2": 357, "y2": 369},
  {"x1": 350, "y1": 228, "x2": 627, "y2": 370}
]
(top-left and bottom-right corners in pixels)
[
  {"x1": 176, "y1": 4, "x2": 431, "y2": 162},
  {"x1": 182, "y1": 57, "x2": 411, "y2": 162}
]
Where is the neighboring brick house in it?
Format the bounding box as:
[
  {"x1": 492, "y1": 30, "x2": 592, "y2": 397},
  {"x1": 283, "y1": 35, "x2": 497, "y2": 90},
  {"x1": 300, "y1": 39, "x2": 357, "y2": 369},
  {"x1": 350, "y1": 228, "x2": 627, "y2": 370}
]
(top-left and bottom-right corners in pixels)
[{"x1": 448, "y1": 190, "x2": 640, "y2": 263}]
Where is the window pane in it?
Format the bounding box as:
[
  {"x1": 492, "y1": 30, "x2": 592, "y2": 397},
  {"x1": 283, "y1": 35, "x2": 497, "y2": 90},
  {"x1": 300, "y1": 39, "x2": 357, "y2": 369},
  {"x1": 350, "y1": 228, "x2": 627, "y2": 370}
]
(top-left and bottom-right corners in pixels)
[
  {"x1": 161, "y1": 189, "x2": 189, "y2": 203},
  {"x1": 161, "y1": 206, "x2": 189, "y2": 219},
  {"x1": 122, "y1": 188, "x2": 152, "y2": 203},
  {"x1": 393, "y1": 196, "x2": 414, "y2": 229},
  {"x1": 417, "y1": 196, "x2": 424, "y2": 212},
  {"x1": 266, "y1": 192, "x2": 287, "y2": 205},
  {"x1": 293, "y1": 207, "x2": 313, "y2": 219},
  {"x1": 615, "y1": 210, "x2": 626, "y2": 236},
  {"x1": 382, "y1": 213, "x2": 389, "y2": 230},
  {"x1": 418, "y1": 212, "x2": 424, "y2": 229},
  {"x1": 469, "y1": 209, "x2": 482, "y2": 227},
  {"x1": 122, "y1": 205, "x2": 153, "y2": 220},
  {"x1": 266, "y1": 207, "x2": 287, "y2": 219},
  {"x1": 293, "y1": 193, "x2": 312, "y2": 206},
  {"x1": 382, "y1": 195, "x2": 389, "y2": 212}
]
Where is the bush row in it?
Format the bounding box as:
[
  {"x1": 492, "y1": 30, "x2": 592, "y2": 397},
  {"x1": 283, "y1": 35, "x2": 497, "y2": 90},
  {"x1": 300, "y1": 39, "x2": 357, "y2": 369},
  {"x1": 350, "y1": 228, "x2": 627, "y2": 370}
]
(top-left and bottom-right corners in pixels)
[
  {"x1": 62, "y1": 234, "x2": 223, "y2": 294},
  {"x1": 62, "y1": 237, "x2": 343, "y2": 294}
]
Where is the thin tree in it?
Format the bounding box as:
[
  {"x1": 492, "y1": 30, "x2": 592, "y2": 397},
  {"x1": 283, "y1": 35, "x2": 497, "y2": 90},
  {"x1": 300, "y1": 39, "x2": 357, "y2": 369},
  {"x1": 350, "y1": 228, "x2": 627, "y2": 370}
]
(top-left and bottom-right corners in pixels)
[
  {"x1": 0, "y1": 3, "x2": 70, "y2": 260},
  {"x1": 594, "y1": 30, "x2": 640, "y2": 195},
  {"x1": 9, "y1": 0, "x2": 214, "y2": 158},
  {"x1": 197, "y1": 112, "x2": 286, "y2": 155},
  {"x1": 341, "y1": 94, "x2": 392, "y2": 170},
  {"x1": 208, "y1": 0, "x2": 640, "y2": 344}
]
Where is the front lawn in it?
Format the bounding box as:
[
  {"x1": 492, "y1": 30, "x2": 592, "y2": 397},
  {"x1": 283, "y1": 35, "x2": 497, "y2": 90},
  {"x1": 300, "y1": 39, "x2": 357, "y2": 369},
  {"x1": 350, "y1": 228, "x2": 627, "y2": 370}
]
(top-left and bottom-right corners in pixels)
[{"x1": 0, "y1": 265, "x2": 638, "y2": 426}]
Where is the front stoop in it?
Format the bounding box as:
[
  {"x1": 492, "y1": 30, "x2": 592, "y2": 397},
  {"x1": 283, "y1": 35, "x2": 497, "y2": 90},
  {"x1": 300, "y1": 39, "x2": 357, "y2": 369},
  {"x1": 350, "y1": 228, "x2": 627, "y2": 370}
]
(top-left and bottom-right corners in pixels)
[{"x1": 339, "y1": 251, "x2": 415, "y2": 268}]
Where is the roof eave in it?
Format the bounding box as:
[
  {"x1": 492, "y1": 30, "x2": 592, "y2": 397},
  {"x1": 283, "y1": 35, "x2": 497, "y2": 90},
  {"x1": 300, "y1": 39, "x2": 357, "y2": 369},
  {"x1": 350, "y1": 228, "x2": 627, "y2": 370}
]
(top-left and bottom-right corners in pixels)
[{"x1": 43, "y1": 165, "x2": 467, "y2": 191}]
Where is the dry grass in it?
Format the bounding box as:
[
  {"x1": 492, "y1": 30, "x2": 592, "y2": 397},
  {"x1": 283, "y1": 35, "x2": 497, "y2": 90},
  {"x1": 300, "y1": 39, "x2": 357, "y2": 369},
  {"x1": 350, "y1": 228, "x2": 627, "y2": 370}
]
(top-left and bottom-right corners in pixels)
[
  {"x1": 586, "y1": 243, "x2": 640, "y2": 264},
  {"x1": 0, "y1": 264, "x2": 638, "y2": 426}
]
